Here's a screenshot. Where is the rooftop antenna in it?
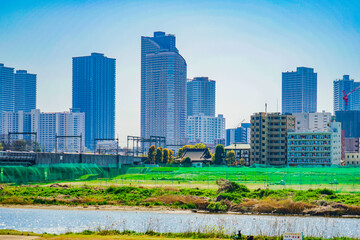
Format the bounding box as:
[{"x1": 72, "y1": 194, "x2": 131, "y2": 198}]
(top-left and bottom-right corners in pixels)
[{"x1": 265, "y1": 103, "x2": 268, "y2": 113}]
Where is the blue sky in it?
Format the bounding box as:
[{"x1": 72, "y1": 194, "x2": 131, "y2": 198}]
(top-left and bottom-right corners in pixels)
[{"x1": 1, "y1": 0, "x2": 360, "y2": 145}]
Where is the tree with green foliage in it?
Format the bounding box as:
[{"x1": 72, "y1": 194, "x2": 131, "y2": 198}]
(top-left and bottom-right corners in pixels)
[
  {"x1": 213, "y1": 144, "x2": 225, "y2": 165},
  {"x1": 0, "y1": 142, "x2": 3, "y2": 151},
  {"x1": 226, "y1": 150, "x2": 236, "y2": 166},
  {"x1": 181, "y1": 156, "x2": 192, "y2": 166},
  {"x1": 177, "y1": 143, "x2": 207, "y2": 158},
  {"x1": 168, "y1": 149, "x2": 175, "y2": 164},
  {"x1": 163, "y1": 148, "x2": 169, "y2": 164},
  {"x1": 147, "y1": 145, "x2": 156, "y2": 164},
  {"x1": 194, "y1": 143, "x2": 206, "y2": 148},
  {"x1": 177, "y1": 145, "x2": 192, "y2": 158},
  {"x1": 155, "y1": 147, "x2": 163, "y2": 164},
  {"x1": 239, "y1": 158, "x2": 245, "y2": 166},
  {"x1": 13, "y1": 140, "x2": 27, "y2": 151},
  {"x1": 33, "y1": 141, "x2": 41, "y2": 152}
]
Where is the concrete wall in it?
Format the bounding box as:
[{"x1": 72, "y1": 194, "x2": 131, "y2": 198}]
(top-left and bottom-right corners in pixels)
[{"x1": 36, "y1": 153, "x2": 140, "y2": 167}]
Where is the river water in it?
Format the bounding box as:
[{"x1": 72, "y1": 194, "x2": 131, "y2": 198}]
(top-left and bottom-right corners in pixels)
[{"x1": 0, "y1": 208, "x2": 359, "y2": 238}]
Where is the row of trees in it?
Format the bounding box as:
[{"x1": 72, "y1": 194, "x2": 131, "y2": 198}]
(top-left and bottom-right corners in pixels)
[
  {"x1": 0, "y1": 140, "x2": 41, "y2": 152},
  {"x1": 146, "y1": 146, "x2": 175, "y2": 164},
  {"x1": 145, "y1": 143, "x2": 246, "y2": 166},
  {"x1": 213, "y1": 145, "x2": 245, "y2": 166}
]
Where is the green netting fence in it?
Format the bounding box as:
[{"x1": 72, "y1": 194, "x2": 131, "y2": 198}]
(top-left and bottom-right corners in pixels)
[
  {"x1": 113, "y1": 165, "x2": 360, "y2": 192},
  {"x1": 1, "y1": 164, "x2": 360, "y2": 192},
  {"x1": 0, "y1": 164, "x2": 120, "y2": 185}
]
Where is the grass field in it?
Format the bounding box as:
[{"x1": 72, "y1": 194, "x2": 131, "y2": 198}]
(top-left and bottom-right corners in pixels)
[{"x1": 69, "y1": 166, "x2": 360, "y2": 193}]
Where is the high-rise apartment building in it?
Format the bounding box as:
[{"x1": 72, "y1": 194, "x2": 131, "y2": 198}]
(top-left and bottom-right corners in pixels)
[
  {"x1": 282, "y1": 67, "x2": 317, "y2": 114},
  {"x1": 187, "y1": 77, "x2": 215, "y2": 117},
  {"x1": 141, "y1": 31, "x2": 187, "y2": 146},
  {"x1": 292, "y1": 111, "x2": 331, "y2": 132},
  {"x1": 250, "y1": 112, "x2": 295, "y2": 165},
  {"x1": 333, "y1": 75, "x2": 360, "y2": 112},
  {"x1": 72, "y1": 53, "x2": 116, "y2": 149},
  {"x1": 226, "y1": 123, "x2": 251, "y2": 146},
  {"x1": 186, "y1": 114, "x2": 225, "y2": 145},
  {"x1": 14, "y1": 70, "x2": 37, "y2": 112}
]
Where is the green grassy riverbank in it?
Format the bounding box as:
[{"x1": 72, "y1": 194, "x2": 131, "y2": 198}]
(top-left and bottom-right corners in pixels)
[
  {"x1": 1, "y1": 181, "x2": 360, "y2": 216},
  {"x1": 0, "y1": 229, "x2": 359, "y2": 240}
]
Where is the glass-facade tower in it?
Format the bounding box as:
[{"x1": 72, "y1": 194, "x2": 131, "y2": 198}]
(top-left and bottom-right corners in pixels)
[
  {"x1": 72, "y1": 53, "x2": 116, "y2": 150},
  {"x1": 141, "y1": 31, "x2": 187, "y2": 146},
  {"x1": 14, "y1": 70, "x2": 37, "y2": 112},
  {"x1": 333, "y1": 75, "x2": 360, "y2": 113},
  {"x1": 0, "y1": 64, "x2": 15, "y2": 114},
  {"x1": 187, "y1": 77, "x2": 215, "y2": 117},
  {"x1": 0, "y1": 63, "x2": 15, "y2": 135},
  {"x1": 282, "y1": 67, "x2": 317, "y2": 114}
]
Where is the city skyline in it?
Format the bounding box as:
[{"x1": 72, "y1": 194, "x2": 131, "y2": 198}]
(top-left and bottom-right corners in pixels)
[{"x1": 1, "y1": 0, "x2": 360, "y2": 145}]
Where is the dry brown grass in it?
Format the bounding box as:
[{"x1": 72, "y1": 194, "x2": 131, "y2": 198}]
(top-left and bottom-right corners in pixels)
[
  {"x1": 345, "y1": 204, "x2": 360, "y2": 215},
  {"x1": 144, "y1": 195, "x2": 209, "y2": 209},
  {"x1": 231, "y1": 198, "x2": 315, "y2": 214}
]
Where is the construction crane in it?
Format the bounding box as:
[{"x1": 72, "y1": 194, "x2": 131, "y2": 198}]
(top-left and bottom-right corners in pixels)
[
  {"x1": 343, "y1": 85, "x2": 360, "y2": 110},
  {"x1": 235, "y1": 119, "x2": 245, "y2": 128}
]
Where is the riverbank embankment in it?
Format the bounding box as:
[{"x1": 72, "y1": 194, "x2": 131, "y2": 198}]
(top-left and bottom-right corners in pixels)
[{"x1": 1, "y1": 180, "x2": 360, "y2": 217}]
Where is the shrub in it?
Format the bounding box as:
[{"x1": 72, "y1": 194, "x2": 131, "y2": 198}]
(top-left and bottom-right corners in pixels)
[
  {"x1": 317, "y1": 188, "x2": 335, "y2": 195},
  {"x1": 230, "y1": 182, "x2": 250, "y2": 193},
  {"x1": 206, "y1": 201, "x2": 228, "y2": 212}
]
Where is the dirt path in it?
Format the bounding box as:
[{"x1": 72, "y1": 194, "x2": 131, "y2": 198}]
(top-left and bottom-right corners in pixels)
[{"x1": 0, "y1": 236, "x2": 39, "y2": 240}]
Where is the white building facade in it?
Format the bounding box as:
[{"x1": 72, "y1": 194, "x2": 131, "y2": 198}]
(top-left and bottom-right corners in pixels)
[
  {"x1": 287, "y1": 122, "x2": 342, "y2": 165},
  {"x1": 1, "y1": 109, "x2": 85, "y2": 152},
  {"x1": 186, "y1": 114, "x2": 225, "y2": 146},
  {"x1": 1, "y1": 111, "x2": 32, "y2": 141},
  {"x1": 293, "y1": 111, "x2": 331, "y2": 131}
]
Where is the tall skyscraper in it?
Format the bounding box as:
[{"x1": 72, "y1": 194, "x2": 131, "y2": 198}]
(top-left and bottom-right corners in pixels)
[
  {"x1": 187, "y1": 77, "x2": 215, "y2": 117},
  {"x1": 333, "y1": 75, "x2": 360, "y2": 112},
  {"x1": 0, "y1": 63, "x2": 15, "y2": 135},
  {"x1": 282, "y1": 67, "x2": 317, "y2": 114},
  {"x1": 0, "y1": 64, "x2": 15, "y2": 113},
  {"x1": 72, "y1": 53, "x2": 116, "y2": 150},
  {"x1": 141, "y1": 31, "x2": 187, "y2": 146},
  {"x1": 14, "y1": 70, "x2": 37, "y2": 112}
]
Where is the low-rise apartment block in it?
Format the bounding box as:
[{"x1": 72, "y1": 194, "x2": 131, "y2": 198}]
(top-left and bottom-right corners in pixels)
[
  {"x1": 225, "y1": 143, "x2": 250, "y2": 166},
  {"x1": 345, "y1": 152, "x2": 360, "y2": 166},
  {"x1": 287, "y1": 122, "x2": 342, "y2": 165}
]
